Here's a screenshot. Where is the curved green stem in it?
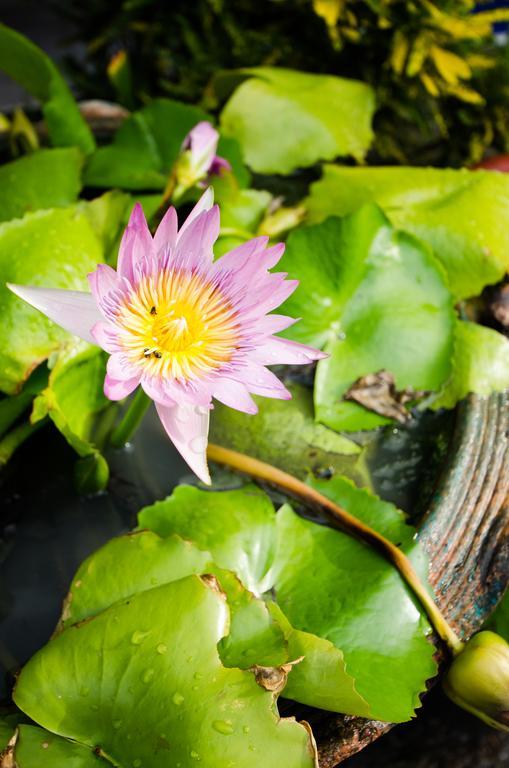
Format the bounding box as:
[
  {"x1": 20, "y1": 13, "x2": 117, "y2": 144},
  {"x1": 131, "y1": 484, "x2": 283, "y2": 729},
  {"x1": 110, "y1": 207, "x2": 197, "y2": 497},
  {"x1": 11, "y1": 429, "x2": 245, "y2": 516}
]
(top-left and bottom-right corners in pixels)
[
  {"x1": 109, "y1": 389, "x2": 151, "y2": 448},
  {"x1": 207, "y1": 443, "x2": 465, "y2": 657}
]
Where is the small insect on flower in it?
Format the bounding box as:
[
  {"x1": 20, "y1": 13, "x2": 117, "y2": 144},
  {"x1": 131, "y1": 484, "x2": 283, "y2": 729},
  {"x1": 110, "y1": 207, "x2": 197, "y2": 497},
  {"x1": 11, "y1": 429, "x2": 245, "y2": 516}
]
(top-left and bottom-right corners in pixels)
[{"x1": 7, "y1": 189, "x2": 326, "y2": 483}]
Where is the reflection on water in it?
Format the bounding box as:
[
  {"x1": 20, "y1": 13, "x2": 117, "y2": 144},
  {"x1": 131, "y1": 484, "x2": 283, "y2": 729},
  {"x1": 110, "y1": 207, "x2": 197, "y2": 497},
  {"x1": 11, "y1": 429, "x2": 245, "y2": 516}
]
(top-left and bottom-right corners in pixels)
[{"x1": 0, "y1": 404, "x2": 452, "y2": 698}]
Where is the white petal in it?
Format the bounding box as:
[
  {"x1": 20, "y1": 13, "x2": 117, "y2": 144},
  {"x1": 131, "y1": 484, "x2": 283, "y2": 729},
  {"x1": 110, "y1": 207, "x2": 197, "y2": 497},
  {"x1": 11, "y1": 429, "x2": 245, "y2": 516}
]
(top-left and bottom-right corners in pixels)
[
  {"x1": 155, "y1": 401, "x2": 211, "y2": 484},
  {"x1": 7, "y1": 284, "x2": 101, "y2": 345}
]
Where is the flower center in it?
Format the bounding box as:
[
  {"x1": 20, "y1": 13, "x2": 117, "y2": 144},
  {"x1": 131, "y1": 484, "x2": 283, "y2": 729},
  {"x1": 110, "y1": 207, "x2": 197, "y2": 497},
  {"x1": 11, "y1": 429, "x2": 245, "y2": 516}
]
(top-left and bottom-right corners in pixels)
[{"x1": 117, "y1": 269, "x2": 240, "y2": 381}]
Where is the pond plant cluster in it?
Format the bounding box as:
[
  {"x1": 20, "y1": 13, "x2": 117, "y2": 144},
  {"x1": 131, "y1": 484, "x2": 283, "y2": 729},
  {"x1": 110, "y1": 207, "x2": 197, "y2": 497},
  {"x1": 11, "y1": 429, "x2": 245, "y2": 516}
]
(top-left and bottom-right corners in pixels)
[{"x1": 0, "y1": 16, "x2": 509, "y2": 768}]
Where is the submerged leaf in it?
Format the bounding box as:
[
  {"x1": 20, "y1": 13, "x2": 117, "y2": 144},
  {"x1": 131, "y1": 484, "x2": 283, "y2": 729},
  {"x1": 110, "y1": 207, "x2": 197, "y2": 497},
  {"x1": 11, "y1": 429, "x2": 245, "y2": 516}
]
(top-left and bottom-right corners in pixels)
[
  {"x1": 15, "y1": 577, "x2": 317, "y2": 768},
  {"x1": 278, "y1": 207, "x2": 454, "y2": 431},
  {"x1": 344, "y1": 370, "x2": 426, "y2": 423},
  {"x1": 220, "y1": 68, "x2": 375, "y2": 173},
  {"x1": 209, "y1": 383, "x2": 367, "y2": 485},
  {"x1": 305, "y1": 165, "x2": 509, "y2": 300}
]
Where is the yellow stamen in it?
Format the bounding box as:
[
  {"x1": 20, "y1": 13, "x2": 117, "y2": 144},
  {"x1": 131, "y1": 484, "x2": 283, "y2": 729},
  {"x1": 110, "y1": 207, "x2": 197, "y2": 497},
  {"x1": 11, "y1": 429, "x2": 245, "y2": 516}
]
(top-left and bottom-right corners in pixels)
[{"x1": 117, "y1": 270, "x2": 239, "y2": 381}]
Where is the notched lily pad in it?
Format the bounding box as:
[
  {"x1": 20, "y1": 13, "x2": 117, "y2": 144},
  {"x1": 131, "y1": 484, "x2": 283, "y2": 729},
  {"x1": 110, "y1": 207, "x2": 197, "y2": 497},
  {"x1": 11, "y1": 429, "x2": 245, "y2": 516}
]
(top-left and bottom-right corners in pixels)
[
  {"x1": 140, "y1": 482, "x2": 437, "y2": 722},
  {"x1": 278, "y1": 206, "x2": 455, "y2": 431},
  {"x1": 15, "y1": 576, "x2": 318, "y2": 768},
  {"x1": 0, "y1": 724, "x2": 105, "y2": 768}
]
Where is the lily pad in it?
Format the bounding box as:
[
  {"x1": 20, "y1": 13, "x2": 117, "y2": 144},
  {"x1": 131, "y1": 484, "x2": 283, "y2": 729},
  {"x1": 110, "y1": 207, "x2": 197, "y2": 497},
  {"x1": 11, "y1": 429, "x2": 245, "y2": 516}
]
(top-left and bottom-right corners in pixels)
[
  {"x1": 58, "y1": 527, "x2": 287, "y2": 670},
  {"x1": 0, "y1": 724, "x2": 106, "y2": 767},
  {"x1": 140, "y1": 482, "x2": 436, "y2": 721},
  {"x1": 305, "y1": 165, "x2": 509, "y2": 300},
  {"x1": 0, "y1": 149, "x2": 83, "y2": 223},
  {"x1": 209, "y1": 382, "x2": 367, "y2": 484},
  {"x1": 220, "y1": 68, "x2": 375, "y2": 174},
  {"x1": 278, "y1": 207, "x2": 455, "y2": 431},
  {"x1": 430, "y1": 321, "x2": 509, "y2": 409},
  {"x1": 31, "y1": 344, "x2": 110, "y2": 484},
  {"x1": 15, "y1": 577, "x2": 317, "y2": 768},
  {"x1": 0, "y1": 208, "x2": 103, "y2": 394},
  {"x1": 0, "y1": 24, "x2": 94, "y2": 155}
]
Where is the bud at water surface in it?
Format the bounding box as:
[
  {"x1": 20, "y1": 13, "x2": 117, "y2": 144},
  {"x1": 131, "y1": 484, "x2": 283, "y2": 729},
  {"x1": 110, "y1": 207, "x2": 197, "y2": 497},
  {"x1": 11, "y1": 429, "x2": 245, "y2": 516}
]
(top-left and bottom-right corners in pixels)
[{"x1": 443, "y1": 630, "x2": 509, "y2": 731}]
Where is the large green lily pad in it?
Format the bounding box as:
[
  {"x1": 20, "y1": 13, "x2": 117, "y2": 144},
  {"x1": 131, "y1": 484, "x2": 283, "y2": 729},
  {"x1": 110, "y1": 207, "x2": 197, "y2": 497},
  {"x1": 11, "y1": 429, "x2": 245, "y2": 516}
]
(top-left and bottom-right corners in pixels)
[
  {"x1": 430, "y1": 320, "x2": 509, "y2": 409},
  {"x1": 140, "y1": 482, "x2": 436, "y2": 721},
  {"x1": 0, "y1": 724, "x2": 106, "y2": 767},
  {"x1": 0, "y1": 149, "x2": 83, "y2": 223},
  {"x1": 0, "y1": 24, "x2": 94, "y2": 155},
  {"x1": 15, "y1": 577, "x2": 317, "y2": 768},
  {"x1": 305, "y1": 165, "x2": 509, "y2": 300},
  {"x1": 0, "y1": 208, "x2": 103, "y2": 394},
  {"x1": 278, "y1": 206, "x2": 455, "y2": 431},
  {"x1": 220, "y1": 68, "x2": 375, "y2": 174}
]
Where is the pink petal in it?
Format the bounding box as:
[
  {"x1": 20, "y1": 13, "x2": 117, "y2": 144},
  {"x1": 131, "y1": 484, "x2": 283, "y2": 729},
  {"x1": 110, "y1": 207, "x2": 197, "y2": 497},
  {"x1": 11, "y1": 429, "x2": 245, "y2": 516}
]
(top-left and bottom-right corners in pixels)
[
  {"x1": 107, "y1": 352, "x2": 140, "y2": 381},
  {"x1": 174, "y1": 206, "x2": 220, "y2": 267},
  {"x1": 117, "y1": 203, "x2": 153, "y2": 282},
  {"x1": 233, "y1": 363, "x2": 291, "y2": 400},
  {"x1": 7, "y1": 284, "x2": 101, "y2": 345},
  {"x1": 153, "y1": 205, "x2": 178, "y2": 254},
  {"x1": 252, "y1": 336, "x2": 328, "y2": 365},
  {"x1": 212, "y1": 377, "x2": 258, "y2": 414},
  {"x1": 91, "y1": 321, "x2": 123, "y2": 353},
  {"x1": 250, "y1": 314, "x2": 298, "y2": 336},
  {"x1": 184, "y1": 121, "x2": 218, "y2": 159},
  {"x1": 141, "y1": 375, "x2": 176, "y2": 407},
  {"x1": 104, "y1": 373, "x2": 140, "y2": 401},
  {"x1": 212, "y1": 237, "x2": 269, "y2": 275},
  {"x1": 177, "y1": 187, "x2": 214, "y2": 241},
  {"x1": 155, "y1": 401, "x2": 211, "y2": 484},
  {"x1": 87, "y1": 264, "x2": 120, "y2": 303},
  {"x1": 240, "y1": 277, "x2": 299, "y2": 319}
]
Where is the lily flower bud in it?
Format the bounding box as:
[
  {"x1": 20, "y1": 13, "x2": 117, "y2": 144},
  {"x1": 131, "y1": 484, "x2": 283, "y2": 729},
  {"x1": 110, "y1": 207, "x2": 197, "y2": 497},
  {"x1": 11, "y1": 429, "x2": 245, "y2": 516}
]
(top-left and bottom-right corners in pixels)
[
  {"x1": 443, "y1": 630, "x2": 509, "y2": 731},
  {"x1": 173, "y1": 122, "x2": 231, "y2": 199}
]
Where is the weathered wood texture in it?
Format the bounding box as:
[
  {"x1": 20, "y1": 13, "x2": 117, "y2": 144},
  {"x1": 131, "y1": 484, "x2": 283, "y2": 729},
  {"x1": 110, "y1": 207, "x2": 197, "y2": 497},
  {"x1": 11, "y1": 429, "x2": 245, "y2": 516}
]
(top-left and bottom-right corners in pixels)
[{"x1": 315, "y1": 392, "x2": 509, "y2": 766}]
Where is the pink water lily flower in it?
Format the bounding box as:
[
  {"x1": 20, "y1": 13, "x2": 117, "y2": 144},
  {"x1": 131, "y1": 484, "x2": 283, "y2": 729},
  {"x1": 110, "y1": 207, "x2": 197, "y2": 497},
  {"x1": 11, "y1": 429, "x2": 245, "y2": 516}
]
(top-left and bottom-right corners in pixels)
[
  {"x1": 175, "y1": 122, "x2": 231, "y2": 193},
  {"x1": 8, "y1": 189, "x2": 326, "y2": 483}
]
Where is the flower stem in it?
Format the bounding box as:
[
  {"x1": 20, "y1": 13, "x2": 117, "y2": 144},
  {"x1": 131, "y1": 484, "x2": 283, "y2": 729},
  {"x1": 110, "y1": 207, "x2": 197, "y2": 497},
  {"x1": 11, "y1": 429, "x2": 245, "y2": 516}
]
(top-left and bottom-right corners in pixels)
[
  {"x1": 109, "y1": 389, "x2": 151, "y2": 448},
  {"x1": 0, "y1": 417, "x2": 48, "y2": 465},
  {"x1": 207, "y1": 443, "x2": 465, "y2": 657}
]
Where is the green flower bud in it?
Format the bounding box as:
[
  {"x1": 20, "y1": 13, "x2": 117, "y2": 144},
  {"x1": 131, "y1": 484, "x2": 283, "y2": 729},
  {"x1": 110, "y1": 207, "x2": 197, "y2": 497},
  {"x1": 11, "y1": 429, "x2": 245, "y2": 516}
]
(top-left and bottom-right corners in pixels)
[{"x1": 443, "y1": 630, "x2": 509, "y2": 731}]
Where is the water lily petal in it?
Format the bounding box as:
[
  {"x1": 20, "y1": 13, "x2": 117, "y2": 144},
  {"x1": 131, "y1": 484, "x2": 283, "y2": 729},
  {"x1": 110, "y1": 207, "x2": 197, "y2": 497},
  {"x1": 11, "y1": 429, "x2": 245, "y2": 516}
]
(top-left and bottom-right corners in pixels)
[
  {"x1": 155, "y1": 401, "x2": 211, "y2": 484},
  {"x1": 252, "y1": 336, "x2": 328, "y2": 365},
  {"x1": 7, "y1": 284, "x2": 100, "y2": 345},
  {"x1": 174, "y1": 206, "x2": 220, "y2": 267},
  {"x1": 154, "y1": 205, "x2": 178, "y2": 254},
  {"x1": 117, "y1": 203, "x2": 153, "y2": 282},
  {"x1": 233, "y1": 363, "x2": 292, "y2": 400},
  {"x1": 91, "y1": 321, "x2": 123, "y2": 353},
  {"x1": 104, "y1": 373, "x2": 140, "y2": 401},
  {"x1": 177, "y1": 187, "x2": 214, "y2": 241},
  {"x1": 212, "y1": 377, "x2": 258, "y2": 414}
]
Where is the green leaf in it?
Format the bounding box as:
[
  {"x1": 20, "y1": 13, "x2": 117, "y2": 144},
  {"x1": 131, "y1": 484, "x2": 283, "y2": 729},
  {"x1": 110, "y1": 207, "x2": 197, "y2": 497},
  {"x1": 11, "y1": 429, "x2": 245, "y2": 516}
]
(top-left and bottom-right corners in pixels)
[
  {"x1": 58, "y1": 527, "x2": 287, "y2": 670},
  {"x1": 271, "y1": 480, "x2": 437, "y2": 722},
  {"x1": 84, "y1": 99, "x2": 209, "y2": 190},
  {"x1": 430, "y1": 321, "x2": 509, "y2": 409},
  {"x1": 212, "y1": 174, "x2": 272, "y2": 255},
  {"x1": 15, "y1": 576, "x2": 317, "y2": 767},
  {"x1": 0, "y1": 24, "x2": 95, "y2": 155},
  {"x1": 305, "y1": 165, "x2": 509, "y2": 300},
  {"x1": 220, "y1": 68, "x2": 375, "y2": 174},
  {"x1": 486, "y1": 592, "x2": 509, "y2": 640},
  {"x1": 140, "y1": 481, "x2": 436, "y2": 720},
  {"x1": 0, "y1": 148, "x2": 83, "y2": 223},
  {"x1": 0, "y1": 365, "x2": 49, "y2": 438},
  {"x1": 139, "y1": 484, "x2": 277, "y2": 593},
  {"x1": 210, "y1": 382, "x2": 367, "y2": 484},
  {"x1": 2, "y1": 724, "x2": 106, "y2": 767},
  {"x1": 31, "y1": 345, "x2": 110, "y2": 483},
  {"x1": 278, "y1": 207, "x2": 455, "y2": 431},
  {"x1": 80, "y1": 190, "x2": 132, "y2": 264},
  {"x1": 0, "y1": 208, "x2": 103, "y2": 395}
]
